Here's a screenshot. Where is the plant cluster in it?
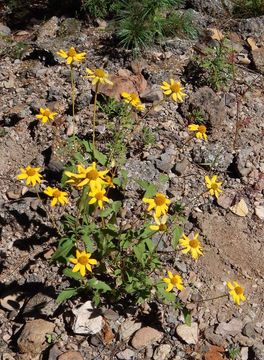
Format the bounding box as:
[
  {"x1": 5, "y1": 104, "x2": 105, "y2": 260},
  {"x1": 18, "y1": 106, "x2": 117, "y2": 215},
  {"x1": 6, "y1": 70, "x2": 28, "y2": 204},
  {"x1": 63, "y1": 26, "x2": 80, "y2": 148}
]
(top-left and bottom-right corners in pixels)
[
  {"x1": 16, "y1": 46, "x2": 247, "y2": 317},
  {"x1": 195, "y1": 40, "x2": 235, "y2": 91},
  {"x1": 232, "y1": 0, "x2": 264, "y2": 18},
  {"x1": 82, "y1": 0, "x2": 197, "y2": 51}
]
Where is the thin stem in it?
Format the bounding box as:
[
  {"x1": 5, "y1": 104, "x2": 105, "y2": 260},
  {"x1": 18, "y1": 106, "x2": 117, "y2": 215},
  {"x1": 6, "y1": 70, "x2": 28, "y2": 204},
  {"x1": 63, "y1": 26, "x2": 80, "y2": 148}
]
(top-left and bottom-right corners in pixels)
[
  {"x1": 70, "y1": 65, "x2": 75, "y2": 122},
  {"x1": 36, "y1": 189, "x2": 63, "y2": 237},
  {"x1": 187, "y1": 293, "x2": 228, "y2": 304},
  {"x1": 93, "y1": 83, "x2": 99, "y2": 157}
]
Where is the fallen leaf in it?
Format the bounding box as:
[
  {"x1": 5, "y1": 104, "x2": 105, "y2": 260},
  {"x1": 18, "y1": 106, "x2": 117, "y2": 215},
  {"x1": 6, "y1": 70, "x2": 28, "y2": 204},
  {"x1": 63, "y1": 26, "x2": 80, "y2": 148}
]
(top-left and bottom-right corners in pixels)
[
  {"x1": 102, "y1": 321, "x2": 114, "y2": 344},
  {"x1": 229, "y1": 199, "x2": 248, "y2": 217},
  {"x1": 207, "y1": 28, "x2": 224, "y2": 41},
  {"x1": 247, "y1": 37, "x2": 258, "y2": 51},
  {"x1": 204, "y1": 345, "x2": 225, "y2": 360}
]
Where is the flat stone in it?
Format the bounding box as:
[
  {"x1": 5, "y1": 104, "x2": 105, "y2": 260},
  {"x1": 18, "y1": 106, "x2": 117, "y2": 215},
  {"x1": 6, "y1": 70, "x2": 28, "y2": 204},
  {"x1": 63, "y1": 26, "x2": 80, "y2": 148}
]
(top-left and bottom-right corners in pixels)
[
  {"x1": 255, "y1": 205, "x2": 264, "y2": 220},
  {"x1": 58, "y1": 351, "x2": 83, "y2": 360},
  {"x1": 116, "y1": 349, "x2": 136, "y2": 360},
  {"x1": 173, "y1": 158, "x2": 189, "y2": 176},
  {"x1": 17, "y1": 319, "x2": 55, "y2": 357},
  {"x1": 0, "y1": 23, "x2": 11, "y2": 36},
  {"x1": 72, "y1": 301, "x2": 103, "y2": 335},
  {"x1": 215, "y1": 318, "x2": 243, "y2": 337},
  {"x1": 120, "y1": 319, "x2": 142, "y2": 341},
  {"x1": 242, "y1": 322, "x2": 256, "y2": 339},
  {"x1": 204, "y1": 327, "x2": 227, "y2": 347},
  {"x1": 153, "y1": 344, "x2": 171, "y2": 360},
  {"x1": 131, "y1": 327, "x2": 163, "y2": 350},
  {"x1": 141, "y1": 86, "x2": 163, "y2": 103},
  {"x1": 176, "y1": 323, "x2": 198, "y2": 345}
]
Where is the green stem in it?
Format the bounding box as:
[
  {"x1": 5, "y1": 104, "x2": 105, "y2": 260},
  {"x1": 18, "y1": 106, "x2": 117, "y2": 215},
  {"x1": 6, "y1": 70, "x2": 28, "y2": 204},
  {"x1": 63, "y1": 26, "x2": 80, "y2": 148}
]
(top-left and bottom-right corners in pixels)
[
  {"x1": 92, "y1": 83, "x2": 99, "y2": 158},
  {"x1": 70, "y1": 65, "x2": 75, "y2": 122},
  {"x1": 187, "y1": 293, "x2": 228, "y2": 304},
  {"x1": 36, "y1": 189, "x2": 63, "y2": 237}
]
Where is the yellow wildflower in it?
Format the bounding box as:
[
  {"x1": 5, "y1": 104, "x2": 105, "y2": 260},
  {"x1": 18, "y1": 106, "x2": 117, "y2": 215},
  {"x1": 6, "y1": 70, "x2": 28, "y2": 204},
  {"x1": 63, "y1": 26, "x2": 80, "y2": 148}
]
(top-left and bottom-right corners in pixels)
[
  {"x1": 69, "y1": 250, "x2": 97, "y2": 277},
  {"x1": 36, "y1": 107, "x2": 58, "y2": 124},
  {"x1": 149, "y1": 215, "x2": 168, "y2": 232},
  {"x1": 43, "y1": 186, "x2": 69, "y2": 207},
  {"x1": 204, "y1": 175, "x2": 222, "y2": 198},
  {"x1": 64, "y1": 162, "x2": 108, "y2": 189},
  {"x1": 179, "y1": 233, "x2": 203, "y2": 260},
  {"x1": 188, "y1": 124, "x2": 208, "y2": 141},
  {"x1": 57, "y1": 47, "x2": 86, "y2": 65},
  {"x1": 104, "y1": 175, "x2": 116, "y2": 188},
  {"x1": 86, "y1": 68, "x2": 113, "y2": 86},
  {"x1": 143, "y1": 192, "x2": 170, "y2": 218},
  {"x1": 227, "y1": 281, "x2": 246, "y2": 305},
  {"x1": 160, "y1": 79, "x2": 187, "y2": 102},
  {"x1": 17, "y1": 166, "x2": 42, "y2": 187},
  {"x1": 121, "y1": 92, "x2": 145, "y2": 111},
  {"x1": 163, "y1": 271, "x2": 184, "y2": 292},
  {"x1": 88, "y1": 184, "x2": 110, "y2": 209}
]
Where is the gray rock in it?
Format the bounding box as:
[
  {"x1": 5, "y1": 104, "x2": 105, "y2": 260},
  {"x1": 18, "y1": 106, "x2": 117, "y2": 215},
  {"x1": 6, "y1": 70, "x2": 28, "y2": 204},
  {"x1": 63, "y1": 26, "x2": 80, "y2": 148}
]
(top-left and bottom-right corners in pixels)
[
  {"x1": 188, "y1": 0, "x2": 233, "y2": 16},
  {"x1": 125, "y1": 159, "x2": 166, "y2": 192},
  {"x1": 242, "y1": 322, "x2": 256, "y2": 339},
  {"x1": 252, "y1": 344, "x2": 264, "y2": 360},
  {"x1": 36, "y1": 16, "x2": 59, "y2": 44},
  {"x1": 173, "y1": 158, "x2": 189, "y2": 176},
  {"x1": 255, "y1": 205, "x2": 264, "y2": 220},
  {"x1": 0, "y1": 23, "x2": 11, "y2": 36},
  {"x1": 116, "y1": 349, "x2": 136, "y2": 360},
  {"x1": 153, "y1": 344, "x2": 171, "y2": 360},
  {"x1": 48, "y1": 344, "x2": 63, "y2": 360},
  {"x1": 120, "y1": 319, "x2": 142, "y2": 341},
  {"x1": 215, "y1": 318, "x2": 243, "y2": 337},
  {"x1": 240, "y1": 347, "x2": 248, "y2": 360},
  {"x1": 58, "y1": 18, "x2": 82, "y2": 39},
  {"x1": 192, "y1": 142, "x2": 233, "y2": 171},
  {"x1": 155, "y1": 152, "x2": 175, "y2": 173},
  {"x1": 131, "y1": 327, "x2": 163, "y2": 350},
  {"x1": 176, "y1": 323, "x2": 198, "y2": 344},
  {"x1": 141, "y1": 86, "x2": 163, "y2": 103},
  {"x1": 237, "y1": 148, "x2": 254, "y2": 177},
  {"x1": 239, "y1": 16, "x2": 264, "y2": 36},
  {"x1": 252, "y1": 47, "x2": 264, "y2": 74},
  {"x1": 181, "y1": 86, "x2": 228, "y2": 141},
  {"x1": 17, "y1": 319, "x2": 55, "y2": 357},
  {"x1": 204, "y1": 327, "x2": 227, "y2": 347}
]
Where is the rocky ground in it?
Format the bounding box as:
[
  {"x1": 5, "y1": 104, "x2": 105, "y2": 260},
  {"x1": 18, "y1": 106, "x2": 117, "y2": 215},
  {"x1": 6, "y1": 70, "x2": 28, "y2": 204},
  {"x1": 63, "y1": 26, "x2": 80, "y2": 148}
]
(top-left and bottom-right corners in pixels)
[{"x1": 0, "y1": 1, "x2": 264, "y2": 360}]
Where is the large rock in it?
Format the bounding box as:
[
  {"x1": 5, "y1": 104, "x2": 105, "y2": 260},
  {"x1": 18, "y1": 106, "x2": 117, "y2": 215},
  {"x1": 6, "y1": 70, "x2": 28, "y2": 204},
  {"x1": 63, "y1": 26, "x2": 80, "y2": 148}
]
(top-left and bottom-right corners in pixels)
[
  {"x1": 180, "y1": 86, "x2": 228, "y2": 141},
  {"x1": 17, "y1": 319, "x2": 55, "y2": 357},
  {"x1": 176, "y1": 323, "x2": 199, "y2": 345},
  {"x1": 252, "y1": 47, "x2": 264, "y2": 74},
  {"x1": 188, "y1": 0, "x2": 233, "y2": 17},
  {"x1": 215, "y1": 318, "x2": 243, "y2": 337},
  {"x1": 131, "y1": 327, "x2": 163, "y2": 350},
  {"x1": 239, "y1": 16, "x2": 264, "y2": 37}
]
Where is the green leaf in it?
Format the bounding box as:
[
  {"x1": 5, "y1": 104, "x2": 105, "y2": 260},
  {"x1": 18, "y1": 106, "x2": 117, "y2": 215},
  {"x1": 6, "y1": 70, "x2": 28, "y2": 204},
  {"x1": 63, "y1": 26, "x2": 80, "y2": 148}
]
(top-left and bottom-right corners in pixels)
[
  {"x1": 56, "y1": 287, "x2": 79, "y2": 303},
  {"x1": 63, "y1": 268, "x2": 83, "y2": 281},
  {"x1": 137, "y1": 179, "x2": 157, "y2": 197},
  {"x1": 87, "y1": 278, "x2": 111, "y2": 292},
  {"x1": 81, "y1": 140, "x2": 107, "y2": 165},
  {"x1": 183, "y1": 308, "x2": 192, "y2": 326},
  {"x1": 171, "y1": 225, "x2": 183, "y2": 250},
  {"x1": 112, "y1": 200, "x2": 122, "y2": 214},
  {"x1": 51, "y1": 237, "x2": 75, "y2": 262},
  {"x1": 100, "y1": 206, "x2": 113, "y2": 218},
  {"x1": 133, "y1": 242, "x2": 146, "y2": 266},
  {"x1": 94, "y1": 149, "x2": 107, "y2": 166},
  {"x1": 145, "y1": 238, "x2": 154, "y2": 252}
]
